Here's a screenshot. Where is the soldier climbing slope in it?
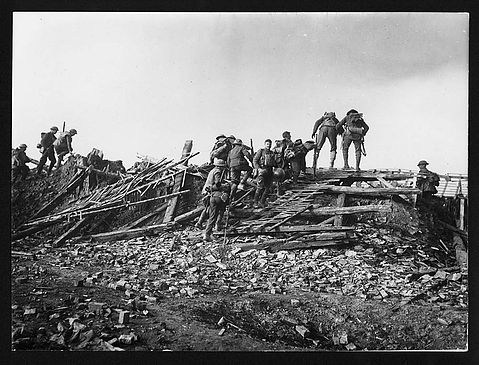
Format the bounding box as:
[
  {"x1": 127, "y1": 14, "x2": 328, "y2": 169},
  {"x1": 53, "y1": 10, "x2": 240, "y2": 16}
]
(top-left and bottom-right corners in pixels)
[
  {"x1": 416, "y1": 160, "x2": 440, "y2": 201},
  {"x1": 12, "y1": 144, "x2": 34, "y2": 182},
  {"x1": 227, "y1": 139, "x2": 253, "y2": 202},
  {"x1": 36, "y1": 126, "x2": 59, "y2": 176},
  {"x1": 253, "y1": 139, "x2": 276, "y2": 208},
  {"x1": 311, "y1": 111, "x2": 341, "y2": 170},
  {"x1": 336, "y1": 109, "x2": 369, "y2": 171},
  {"x1": 53, "y1": 128, "x2": 77, "y2": 168},
  {"x1": 202, "y1": 158, "x2": 231, "y2": 242}
]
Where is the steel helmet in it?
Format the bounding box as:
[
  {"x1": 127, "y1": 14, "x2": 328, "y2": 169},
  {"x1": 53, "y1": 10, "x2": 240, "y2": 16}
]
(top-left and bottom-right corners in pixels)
[
  {"x1": 216, "y1": 134, "x2": 227, "y2": 140},
  {"x1": 417, "y1": 160, "x2": 429, "y2": 166},
  {"x1": 19, "y1": 144, "x2": 27, "y2": 149},
  {"x1": 50, "y1": 126, "x2": 59, "y2": 132},
  {"x1": 213, "y1": 158, "x2": 227, "y2": 167},
  {"x1": 273, "y1": 167, "x2": 286, "y2": 182},
  {"x1": 233, "y1": 139, "x2": 243, "y2": 145},
  {"x1": 69, "y1": 129, "x2": 77, "y2": 135}
]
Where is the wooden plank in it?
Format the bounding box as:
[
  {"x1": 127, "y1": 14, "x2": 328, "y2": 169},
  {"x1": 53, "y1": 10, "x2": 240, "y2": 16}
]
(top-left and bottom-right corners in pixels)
[
  {"x1": 310, "y1": 204, "x2": 391, "y2": 216},
  {"x1": 376, "y1": 176, "x2": 412, "y2": 203},
  {"x1": 266, "y1": 205, "x2": 314, "y2": 231},
  {"x1": 222, "y1": 225, "x2": 355, "y2": 236},
  {"x1": 53, "y1": 217, "x2": 91, "y2": 247},
  {"x1": 459, "y1": 198, "x2": 465, "y2": 231},
  {"x1": 11, "y1": 221, "x2": 57, "y2": 241},
  {"x1": 163, "y1": 170, "x2": 186, "y2": 223},
  {"x1": 69, "y1": 222, "x2": 176, "y2": 244},
  {"x1": 173, "y1": 206, "x2": 204, "y2": 224},
  {"x1": 314, "y1": 183, "x2": 420, "y2": 196},
  {"x1": 269, "y1": 239, "x2": 351, "y2": 252},
  {"x1": 334, "y1": 193, "x2": 347, "y2": 227}
]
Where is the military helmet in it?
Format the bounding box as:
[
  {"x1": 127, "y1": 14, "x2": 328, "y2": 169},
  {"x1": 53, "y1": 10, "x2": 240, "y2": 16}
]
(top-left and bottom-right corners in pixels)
[
  {"x1": 216, "y1": 134, "x2": 227, "y2": 140},
  {"x1": 282, "y1": 131, "x2": 291, "y2": 138},
  {"x1": 417, "y1": 160, "x2": 429, "y2": 166},
  {"x1": 69, "y1": 128, "x2": 77, "y2": 135},
  {"x1": 50, "y1": 126, "x2": 59, "y2": 132},
  {"x1": 213, "y1": 158, "x2": 227, "y2": 167},
  {"x1": 233, "y1": 139, "x2": 243, "y2": 145},
  {"x1": 273, "y1": 167, "x2": 286, "y2": 182},
  {"x1": 347, "y1": 109, "x2": 359, "y2": 115},
  {"x1": 19, "y1": 143, "x2": 27, "y2": 149},
  {"x1": 227, "y1": 135, "x2": 236, "y2": 140}
]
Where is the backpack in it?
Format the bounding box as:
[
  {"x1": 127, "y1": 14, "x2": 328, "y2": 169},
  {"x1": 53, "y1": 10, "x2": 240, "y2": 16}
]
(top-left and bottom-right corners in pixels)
[{"x1": 53, "y1": 132, "x2": 68, "y2": 147}]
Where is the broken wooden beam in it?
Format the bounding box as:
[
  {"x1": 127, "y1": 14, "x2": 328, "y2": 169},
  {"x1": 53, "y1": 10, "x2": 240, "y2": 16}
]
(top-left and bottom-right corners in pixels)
[
  {"x1": 11, "y1": 221, "x2": 57, "y2": 241},
  {"x1": 221, "y1": 225, "x2": 355, "y2": 236},
  {"x1": 163, "y1": 170, "x2": 186, "y2": 223},
  {"x1": 266, "y1": 205, "x2": 314, "y2": 231},
  {"x1": 53, "y1": 217, "x2": 92, "y2": 248},
  {"x1": 181, "y1": 140, "x2": 193, "y2": 165},
  {"x1": 77, "y1": 165, "x2": 123, "y2": 181},
  {"x1": 69, "y1": 222, "x2": 176, "y2": 244},
  {"x1": 309, "y1": 204, "x2": 392, "y2": 216},
  {"x1": 269, "y1": 239, "x2": 351, "y2": 252},
  {"x1": 173, "y1": 206, "x2": 204, "y2": 224},
  {"x1": 313, "y1": 184, "x2": 420, "y2": 196}
]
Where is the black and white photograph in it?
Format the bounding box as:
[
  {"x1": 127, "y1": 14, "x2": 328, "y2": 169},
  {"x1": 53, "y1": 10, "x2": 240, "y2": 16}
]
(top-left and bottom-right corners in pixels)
[{"x1": 11, "y1": 12, "x2": 469, "y2": 353}]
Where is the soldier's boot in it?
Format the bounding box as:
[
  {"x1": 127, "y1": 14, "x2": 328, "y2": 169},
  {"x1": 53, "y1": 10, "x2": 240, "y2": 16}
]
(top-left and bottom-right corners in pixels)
[
  {"x1": 342, "y1": 150, "x2": 350, "y2": 169},
  {"x1": 47, "y1": 162, "x2": 55, "y2": 176},
  {"x1": 253, "y1": 189, "x2": 262, "y2": 208},
  {"x1": 355, "y1": 152, "x2": 361, "y2": 171},
  {"x1": 329, "y1": 151, "x2": 337, "y2": 169}
]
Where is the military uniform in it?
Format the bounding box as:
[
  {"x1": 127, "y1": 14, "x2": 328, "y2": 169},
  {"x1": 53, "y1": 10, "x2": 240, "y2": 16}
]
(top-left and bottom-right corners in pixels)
[
  {"x1": 227, "y1": 140, "x2": 253, "y2": 201},
  {"x1": 416, "y1": 160, "x2": 440, "y2": 200},
  {"x1": 253, "y1": 147, "x2": 276, "y2": 207},
  {"x1": 312, "y1": 112, "x2": 340, "y2": 169},
  {"x1": 12, "y1": 147, "x2": 32, "y2": 181},
  {"x1": 37, "y1": 130, "x2": 57, "y2": 175},
  {"x1": 336, "y1": 112, "x2": 369, "y2": 170}
]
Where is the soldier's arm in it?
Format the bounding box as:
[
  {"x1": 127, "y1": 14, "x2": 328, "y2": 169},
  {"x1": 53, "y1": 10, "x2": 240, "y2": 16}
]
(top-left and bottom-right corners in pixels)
[
  {"x1": 336, "y1": 116, "x2": 347, "y2": 130},
  {"x1": 362, "y1": 120, "x2": 369, "y2": 136},
  {"x1": 253, "y1": 150, "x2": 262, "y2": 169}
]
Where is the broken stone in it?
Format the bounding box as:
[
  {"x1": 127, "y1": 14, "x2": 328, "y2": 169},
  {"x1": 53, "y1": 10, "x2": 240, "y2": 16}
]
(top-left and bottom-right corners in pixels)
[
  {"x1": 216, "y1": 262, "x2": 227, "y2": 270},
  {"x1": 118, "y1": 333, "x2": 136, "y2": 345},
  {"x1": 74, "y1": 279, "x2": 84, "y2": 287},
  {"x1": 24, "y1": 308, "x2": 36, "y2": 315},
  {"x1": 339, "y1": 334, "x2": 348, "y2": 344},
  {"x1": 291, "y1": 299, "x2": 300, "y2": 307},
  {"x1": 88, "y1": 302, "x2": 107, "y2": 314},
  {"x1": 217, "y1": 317, "x2": 226, "y2": 326},
  {"x1": 295, "y1": 325, "x2": 309, "y2": 338},
  {"x1": 218, "y1": 328, "x2": 226, "y2": 336},
  {"x1": 119, "y1": 311, "x2": 130, "y2": 324},
  {"x1": 345, "y1": 342, "x2": 357, "y2": 350},
  {"x1": 205, "y1": 255, "x2": 217, "y2": 263}
]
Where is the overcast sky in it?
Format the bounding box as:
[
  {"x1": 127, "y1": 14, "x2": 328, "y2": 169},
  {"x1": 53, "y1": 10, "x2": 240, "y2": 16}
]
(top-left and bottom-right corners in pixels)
[{"x1": 12, "y1": 12, "x2": 468, "y2": 174}]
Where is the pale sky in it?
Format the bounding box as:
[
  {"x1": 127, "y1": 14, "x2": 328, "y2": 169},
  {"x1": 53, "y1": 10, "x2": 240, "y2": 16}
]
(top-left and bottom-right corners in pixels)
[{"x1": 12, "y1": 12, "x2": 468, "y2": 174}]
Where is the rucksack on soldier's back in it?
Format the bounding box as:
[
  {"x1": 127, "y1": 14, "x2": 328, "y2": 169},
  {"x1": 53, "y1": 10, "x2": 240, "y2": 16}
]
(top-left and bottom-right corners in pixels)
[{"x1": 53, "y1": 131, "x2": 68, "y2": 147}]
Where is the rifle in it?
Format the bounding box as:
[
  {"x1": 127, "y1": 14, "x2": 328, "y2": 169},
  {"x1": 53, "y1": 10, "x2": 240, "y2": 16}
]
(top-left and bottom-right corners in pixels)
[
  {"x1": 250, "y1": 139, "x2": 255, "y2": 157},
  {"x1": 62, "y1": 121, "x2": 66, "y2": 132}
]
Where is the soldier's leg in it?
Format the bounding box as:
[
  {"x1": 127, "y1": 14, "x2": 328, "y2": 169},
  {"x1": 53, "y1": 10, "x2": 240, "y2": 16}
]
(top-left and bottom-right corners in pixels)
[
  {"x1": 215, "y1": 203, "x2": 226, "y2": 231},
  {"x1": 47, "y1": 148, "x2": 56, "y2": 175},
  {"x1": 254, "y1": 173, "x2": 265, "y2": 207},
  {"x1": 342, "y1": 137, "x2": 352, "y2": 169},
  {"x1": 37, "y1": 150, "x2": 48, "y2": 175},
  {"x1": 353, "y1": 140, "x2": 362, "y2": 170},
  {"x1": 21, "y1": 166, "x2": 29, "y2": 180},
  {"x1": 229, "y1": 168, "x2": 240, "y2": 201},
  {"x1": 204, "y1": 197, "x2": 220, "y2": 240},
  {"x1": 327, "y1": 129, "x2": 338, "y2": 168},
  {"x1": 196, "y1": 195, "x2": 210, "y2": 228}
]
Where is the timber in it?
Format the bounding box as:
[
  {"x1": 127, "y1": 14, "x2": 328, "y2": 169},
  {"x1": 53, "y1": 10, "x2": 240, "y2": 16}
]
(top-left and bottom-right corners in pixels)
[
  {"x1": 53, "y1": 217, "x2": 91, "y2": 247},
  {"x1": 334, "y1": 193, "x2": 347, "y2": 226},
  {"x1": 221, "y1": 225, "x2": 355, "y2": 236},
  {"x1": 313, "y1": 184, "x2": 420, "y2": 196},
  {"x1": 124, "y1": 203, "x2": 168, "y2": 229},
  {"x1": 69, "y1": 222, "x2": 176, "y2": 244},
  {"x1": 309, "y1": 204, "x2": 392, "y2": 216}
]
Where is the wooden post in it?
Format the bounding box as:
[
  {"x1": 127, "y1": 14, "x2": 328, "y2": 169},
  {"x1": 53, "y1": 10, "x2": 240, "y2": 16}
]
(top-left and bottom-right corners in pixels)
[
  {"x1": 181, "y1": 140, "x2": 193, "y2": 166},
  {"x1": 459, "y1": 197, "x2": 465, "y2": 231},
  {"x1": 334, "y1": 193, "x2": 347, "y2": 226},
  {"x1": 53, "y1": 217, "x2": 91, "y2": 247},
  {"x1": 163, "y1": 170, "x2": 186, "y2": 223}
]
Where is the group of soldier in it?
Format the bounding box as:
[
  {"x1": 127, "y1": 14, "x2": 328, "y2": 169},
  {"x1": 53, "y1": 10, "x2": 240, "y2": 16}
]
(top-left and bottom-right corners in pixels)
[{"x1": 11, "y1": 125, "x2": 78, "y2": 182}]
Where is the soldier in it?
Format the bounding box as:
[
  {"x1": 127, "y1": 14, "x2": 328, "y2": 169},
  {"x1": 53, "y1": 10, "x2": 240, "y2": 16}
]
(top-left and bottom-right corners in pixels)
[
  {"x1": 253, "y1": 139, "x2": 276, "y2": 208},
  {"x1": 311, "y1": 111, "x2": 341, "y2": 169},
  {"x1": 36, "y1": 126, "x2": 59, "y2": 176},
  {"x1": 416, "y1": 160, "x2": 440, "y2": 201},
  {"x1": 12, "y1": 144, "x2": 33, "y2": 182},
  {"x1": 290, "y1": 139, "x2": 309, "y2": 183},
  {"x1": 54, "y1": 128, "x2": 77, "y2": 168},
  {"x1": 227, "y1": 139, "x2": 253, "y2": 202},
  {"x1": 281, "y1": 131, "x2": 294, "y2": 179},
  {"x1": 203, "y1": 158, "x2": 231, "y2": 241},
  {"x1": 210, "y1": 134, "x2": 234, "y2": 165},
  {"x1": 336, "y1": 109, "x2": 369, "y2": 171}
]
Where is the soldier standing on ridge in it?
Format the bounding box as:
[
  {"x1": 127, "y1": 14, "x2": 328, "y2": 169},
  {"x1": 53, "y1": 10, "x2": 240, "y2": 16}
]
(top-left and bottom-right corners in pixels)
[
  {"x1": 253, "y1": 139, "x2": 276, "y2": 208},
  {"x1": 54, "y1": 128, "x2": 77, "y2": 168},
  {"x1": 336, "y1": 109, "x2": 369, "y2": 171},
  {"x1": 311, "y1": 111, "x2": 341, "y2": 170},
  {"x1": 36, "y1": 126, "x2": 59, "y2": 176},
  {"x1": 416, "y1": 160, "x2": 440, "y2": 201}
]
